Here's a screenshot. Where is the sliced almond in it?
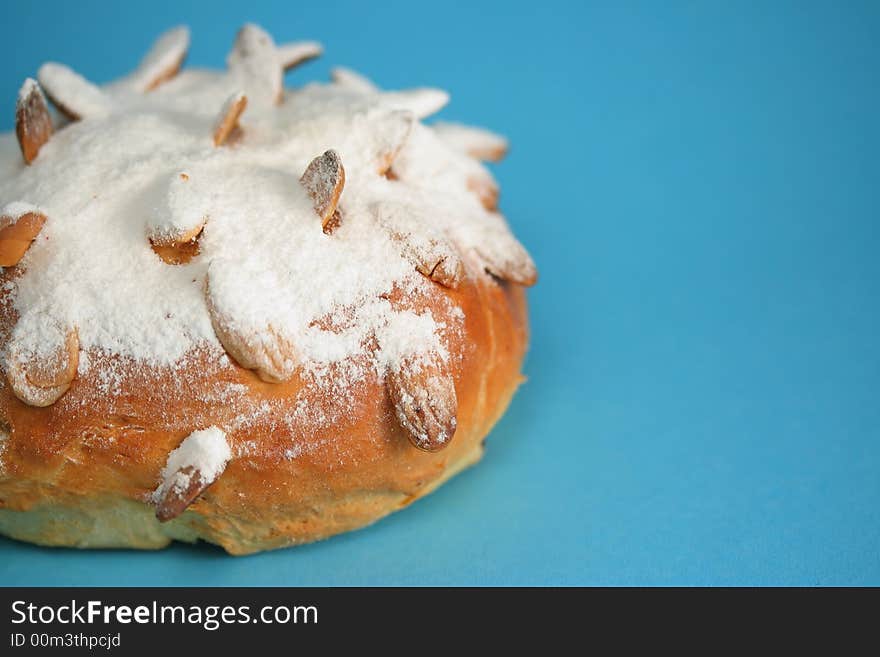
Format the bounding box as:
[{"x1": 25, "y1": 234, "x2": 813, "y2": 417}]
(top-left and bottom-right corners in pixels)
[
  {"x1": 470, "y1": 214, "x2": 538, "y2": 286},
  {"x1": 15, "y1": 79, "x2": 53, "y2": 165},
  {"x1": 277, "y1": 41, "x2": 322, "y2": 71},
  {"x1": 478, "y1": 240, "x2": 538, "y2": 286},
  {"x1": 148, "y1": 216, "x2": 204, "y2": 248},
  {"x1": 206, "y1": 272, "x2": 298, "y2": 383},
  {"x1": 387, "y1": 354, "x2": 457, "y2": 452},
  {"x1": 0, "y1": 205, "x2": 47, "y2": 267},
  {"x1": 330, "y1": 67, "x2": 378, "y2": 94},
  {"x1": 371, "y1": 200, "x2": 464, "y2": 288},
  {"x1": 216, "y1": 323, "x2": 296, "y2": 383},
  {"x1": 300, "y1": 150, "x2": 345, "y2": 232},
  {"x1": 153, "y1": 427, "x2": 231, "y2": 522},
  {"x1": 227, "y1": 23, "x2": 283, "y2": 107},
  {"x1": 415, "y1": 254, "x2": 465, "y2": 288},
  {"x1": 4, "y1": 323, "x2": 79, "y2": 407},
  {"x1": 147, "y1": 172, "x2": 208, "y2": 264},
  {"x1": 149, "y1": 223, "x2": 204, "y2": 265},
  {"x1": 212, "y1": 92, "x2": 248, "y2": 147},
  {"x1": 23, "y1": 330, "x2": 78, "y2": 389},
  {"x1": 432, "y1": 122, "x2": 508, "y2": 162},
  {"x1": 129, "y1": 25, "x2": 190, "y2": 92},
  {"x1": 373, "y1": 110, "x2": 414, "y2": 175},
  {"x1": 155, "y1": 465, "x2": 204, "y2": 521},
  {"x1": 382, "y1": 88, "x2": 449, "y2": 120},
  {"x1": 37, "y1": 63, "x2": 111, "y2": 121},
  {"x1": 149, "y1": 214, "x2": 206, "y2": 265},
  {"x1": 467, "y1": 174, "x2": 500, "y2": 211}
]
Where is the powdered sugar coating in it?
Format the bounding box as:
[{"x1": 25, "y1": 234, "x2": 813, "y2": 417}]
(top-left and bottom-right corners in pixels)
[
  {"x1": 0, "y1": 201, "x2": 42, "y2": 223},
  {"x1": 0, "y1": 26, "x2": 534, "y2": 430}
]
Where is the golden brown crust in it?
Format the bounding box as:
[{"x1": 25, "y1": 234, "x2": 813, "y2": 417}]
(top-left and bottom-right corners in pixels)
[{"x1": 0, "y1": 271, "x2": 529, "y2": 553}]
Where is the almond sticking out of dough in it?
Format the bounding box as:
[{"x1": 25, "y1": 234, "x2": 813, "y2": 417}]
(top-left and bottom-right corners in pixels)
[
  {"x1": 300, "y1": 150, "x2": 345, "y2": 232},
  {"x1": 387, "y1": 355, "x2": 457, "y2": 452},
  {"x1": 15, "y1": 79, "x2": 53, "y2": 164},
  {"x1": 0, "y1": 204, "x2": 47, "y2": 267},
  {"x1": 154, "y1": 427, "x2": 232, "y2": 522},
  {"x1": 213, "y1": 92, "x2": 248, "y2": 146}
]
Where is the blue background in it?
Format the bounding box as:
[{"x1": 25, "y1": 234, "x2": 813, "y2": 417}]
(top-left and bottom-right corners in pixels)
[{"x1": 1, "y1": 0, "x2": 878, "y2": 585}]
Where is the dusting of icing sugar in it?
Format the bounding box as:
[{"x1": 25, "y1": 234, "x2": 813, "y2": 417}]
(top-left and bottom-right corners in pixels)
[
  {"x1": 152, "y1": 426, "x2": 231, "y2": 502},
  {"x1": 0, "y1": 81, "x2": 457, "y2": 370},
  {"x1": 375, "y1": 311, "x2": 446, "y2": 371},
  {"x1": 0, "y1": 201, "x2": 41, "y2": 221},
  {"x1": 5, "y1": 313, "x2": 70, "y2": 361},
  {"x1": 0, "y1": 26, "x2": 534, "y2": 440}
]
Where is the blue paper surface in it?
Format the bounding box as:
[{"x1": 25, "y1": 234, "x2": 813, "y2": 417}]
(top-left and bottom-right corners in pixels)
[{"x1": 0, "y1": 0, "x2": 878, "y2": 585}]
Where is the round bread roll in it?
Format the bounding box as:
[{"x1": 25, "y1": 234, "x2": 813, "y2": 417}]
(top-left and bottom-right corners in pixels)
[{"x1": 0, "y1": 24, "x2": 536, "y2": 554}]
